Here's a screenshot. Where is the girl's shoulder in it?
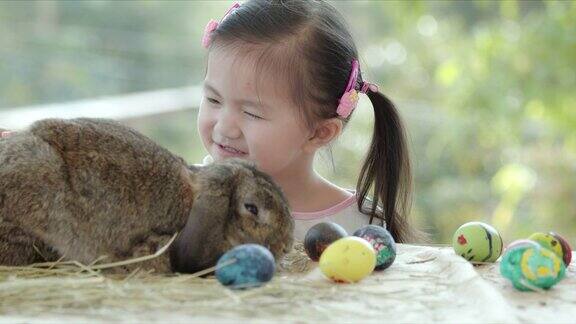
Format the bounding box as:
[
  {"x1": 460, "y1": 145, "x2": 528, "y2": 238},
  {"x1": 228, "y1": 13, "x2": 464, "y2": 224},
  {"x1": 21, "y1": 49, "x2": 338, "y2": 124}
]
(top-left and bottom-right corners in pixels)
[{"x1": 292, "y1": 191, "x2": 386, "y2": 241}]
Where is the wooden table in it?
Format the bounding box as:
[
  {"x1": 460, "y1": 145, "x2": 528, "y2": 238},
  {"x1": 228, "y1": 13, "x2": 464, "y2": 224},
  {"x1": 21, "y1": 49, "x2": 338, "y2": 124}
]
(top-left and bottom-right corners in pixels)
[{"x1": 1, "y1": 244, "x2": 574, "y2": 323}]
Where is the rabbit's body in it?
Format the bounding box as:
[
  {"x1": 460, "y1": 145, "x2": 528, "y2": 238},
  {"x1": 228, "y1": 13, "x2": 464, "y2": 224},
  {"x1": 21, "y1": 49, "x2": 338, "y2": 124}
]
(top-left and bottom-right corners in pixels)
[{"x1": 0, "y1": 118, "x2": 293, "y2": 273}]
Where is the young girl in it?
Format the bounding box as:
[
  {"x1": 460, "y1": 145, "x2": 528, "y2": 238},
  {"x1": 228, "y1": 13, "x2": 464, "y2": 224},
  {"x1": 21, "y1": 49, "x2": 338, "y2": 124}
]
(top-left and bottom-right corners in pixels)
[{"x1": 201, "y1": 0, "x2": 417, "y2": 243}]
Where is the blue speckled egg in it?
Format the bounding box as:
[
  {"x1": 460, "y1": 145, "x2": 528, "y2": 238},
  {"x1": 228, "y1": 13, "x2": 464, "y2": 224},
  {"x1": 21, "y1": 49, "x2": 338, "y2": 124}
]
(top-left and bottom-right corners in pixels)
[
  {"x1": 215, "y1": 244, "x2": 275, "y2": 289},
  {"x1": 353, "y1": 225, "x2": 396, "y2": 271}
]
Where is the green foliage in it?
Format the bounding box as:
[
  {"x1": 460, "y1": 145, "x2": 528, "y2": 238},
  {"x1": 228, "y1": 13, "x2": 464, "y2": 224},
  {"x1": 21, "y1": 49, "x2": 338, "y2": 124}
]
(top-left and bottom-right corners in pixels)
[{"x1": 329, "y1": 0, "x2": 576, "y2": 244}]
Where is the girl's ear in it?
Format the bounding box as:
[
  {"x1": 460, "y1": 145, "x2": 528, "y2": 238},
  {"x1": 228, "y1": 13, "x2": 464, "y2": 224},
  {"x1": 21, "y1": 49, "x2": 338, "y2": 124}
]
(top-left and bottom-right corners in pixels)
[{"x1": 303, "y1": 118, "x2": 343, "y2": 153}]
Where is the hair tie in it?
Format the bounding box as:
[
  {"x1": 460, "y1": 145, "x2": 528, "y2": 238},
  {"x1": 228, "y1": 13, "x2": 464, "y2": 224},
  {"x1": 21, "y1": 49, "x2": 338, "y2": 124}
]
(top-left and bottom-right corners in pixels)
[
  {"x1": 336, "y1": 59, "x2": 379, "y2": 118},
  {"x1": 202, "y1": 2, "x2": 241, "y2": 48},
  {"x1": 360, "y1": 81, "x2": 379, "y2": 94}
]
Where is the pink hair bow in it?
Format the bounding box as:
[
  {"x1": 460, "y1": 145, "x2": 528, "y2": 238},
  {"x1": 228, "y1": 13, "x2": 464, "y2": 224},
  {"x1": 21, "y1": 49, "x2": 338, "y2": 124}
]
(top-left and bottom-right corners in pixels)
[
  {"x1": 202, "y1": 2, "x2": 241, "y2": 48},
  {"x1": 336, "y1": 59, "x2": 379, "y2": 118},
  {"x1": 202, "y1": 20, "x2": 219, "y2": 49}
]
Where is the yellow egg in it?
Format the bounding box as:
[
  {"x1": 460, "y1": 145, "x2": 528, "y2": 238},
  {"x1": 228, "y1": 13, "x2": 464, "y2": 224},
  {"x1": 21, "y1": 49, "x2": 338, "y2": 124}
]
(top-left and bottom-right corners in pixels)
[{"x1": 319, "y1": 236, "x2": 377, "y2": 283}]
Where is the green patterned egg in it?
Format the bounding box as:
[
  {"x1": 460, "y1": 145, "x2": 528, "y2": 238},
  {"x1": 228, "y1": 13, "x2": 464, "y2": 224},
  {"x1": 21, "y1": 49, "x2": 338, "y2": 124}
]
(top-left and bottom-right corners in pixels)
[
  {"x1": 500, "y1": 240, "x2": 566, "y2": 291},
  {"x1": 528, "y1": 232, "x2": 572, "y2": 266},
  {"x1": 452, "y1": 222, "x2": 503, "y2": 263}
]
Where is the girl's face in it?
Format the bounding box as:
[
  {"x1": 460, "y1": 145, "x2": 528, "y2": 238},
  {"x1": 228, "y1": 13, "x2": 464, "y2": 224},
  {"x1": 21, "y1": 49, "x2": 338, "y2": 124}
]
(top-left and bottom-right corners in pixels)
[{"x1": 197, "y1": 48, "x2": 311, "y2": 176}]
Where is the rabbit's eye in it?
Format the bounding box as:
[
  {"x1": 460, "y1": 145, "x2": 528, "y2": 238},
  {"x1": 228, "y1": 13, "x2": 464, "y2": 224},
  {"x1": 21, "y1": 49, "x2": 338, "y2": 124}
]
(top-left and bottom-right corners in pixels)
[{"x1": 244, "y1": 203, "x2": 259, "y2": 216}]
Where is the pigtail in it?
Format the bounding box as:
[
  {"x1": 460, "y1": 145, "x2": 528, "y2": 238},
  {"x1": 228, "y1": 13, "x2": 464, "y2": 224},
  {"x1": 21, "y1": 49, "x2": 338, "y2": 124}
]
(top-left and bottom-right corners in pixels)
[{"x1": 356, "y1": 90, "x2": 416, "y2": 243}]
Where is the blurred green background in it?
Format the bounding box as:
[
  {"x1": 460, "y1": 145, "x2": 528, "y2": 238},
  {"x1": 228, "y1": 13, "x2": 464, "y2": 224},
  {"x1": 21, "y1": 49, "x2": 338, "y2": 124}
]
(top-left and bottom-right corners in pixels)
[{"x1": 1, "y1": 0, "x2": 575, "y2": 246}]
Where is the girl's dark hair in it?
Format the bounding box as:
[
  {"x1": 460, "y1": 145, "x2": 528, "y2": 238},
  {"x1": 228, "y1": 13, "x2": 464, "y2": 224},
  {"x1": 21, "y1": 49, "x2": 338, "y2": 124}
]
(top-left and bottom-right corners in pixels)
[{"x1": 209, "y1": 0, "x2": 418, "y2": 243}]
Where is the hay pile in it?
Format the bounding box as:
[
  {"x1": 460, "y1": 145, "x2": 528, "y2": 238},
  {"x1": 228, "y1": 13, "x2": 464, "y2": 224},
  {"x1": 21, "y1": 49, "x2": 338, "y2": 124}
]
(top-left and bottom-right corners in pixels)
[
  {"x1": 0, "y1": 241, "x2": 322, "y2": 322},
  {"x1": 4, "y1": 242, "x2": 571, "y2": 323}
]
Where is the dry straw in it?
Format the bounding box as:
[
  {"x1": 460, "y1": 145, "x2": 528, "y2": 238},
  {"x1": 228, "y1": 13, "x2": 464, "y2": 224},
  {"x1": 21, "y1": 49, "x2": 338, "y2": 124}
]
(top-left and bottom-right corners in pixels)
[
  {"x1": 4, "y1": 239, "x2": 572, "y2": 322},
  {"x1": 0, "y1": 239, "x2": 321, "y2": 321}
]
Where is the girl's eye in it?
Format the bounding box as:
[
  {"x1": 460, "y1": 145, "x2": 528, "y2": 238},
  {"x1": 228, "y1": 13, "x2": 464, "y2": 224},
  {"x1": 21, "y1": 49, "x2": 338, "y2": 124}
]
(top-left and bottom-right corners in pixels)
[
  {"x1": 244, "y1": 111, "x2": 263, "y2": 120},
  {"x1": 206, "y1": 97, "x2": 220, "y2": 105}
]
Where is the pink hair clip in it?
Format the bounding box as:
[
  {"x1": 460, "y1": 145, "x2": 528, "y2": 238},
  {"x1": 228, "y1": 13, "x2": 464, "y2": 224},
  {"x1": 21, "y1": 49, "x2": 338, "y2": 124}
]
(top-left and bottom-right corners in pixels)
[
  {"x1": 1, "y1": 131, "x2": 14, "y2": 138},
  {"x1": 202, "y1": 2, "x2": 241, "y2": 48},
  {"x1": 337, "y1": 89, "x2": 359, "y2": 119},
  {"x1": 336, "y1": 59, "x2": 379, "y2": 118}
]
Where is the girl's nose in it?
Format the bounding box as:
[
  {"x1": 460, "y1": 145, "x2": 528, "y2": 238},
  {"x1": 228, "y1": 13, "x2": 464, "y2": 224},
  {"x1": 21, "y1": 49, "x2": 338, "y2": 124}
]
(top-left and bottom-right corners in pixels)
[{"x1": 214, "y1": 108, "x2": 242, "y2": 140}]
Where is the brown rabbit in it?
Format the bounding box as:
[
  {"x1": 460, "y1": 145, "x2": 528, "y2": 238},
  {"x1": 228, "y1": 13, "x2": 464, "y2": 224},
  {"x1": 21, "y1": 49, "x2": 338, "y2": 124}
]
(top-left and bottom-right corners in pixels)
[{"x1": 0, "y1": 118, "x2": 294, "y2": 273}]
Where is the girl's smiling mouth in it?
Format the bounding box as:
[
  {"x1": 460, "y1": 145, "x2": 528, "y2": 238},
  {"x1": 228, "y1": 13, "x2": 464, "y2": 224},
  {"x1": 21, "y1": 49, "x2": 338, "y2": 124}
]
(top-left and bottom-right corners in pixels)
[{"x1": 215, "y1": 142, "x2": 247, "y2": 157}]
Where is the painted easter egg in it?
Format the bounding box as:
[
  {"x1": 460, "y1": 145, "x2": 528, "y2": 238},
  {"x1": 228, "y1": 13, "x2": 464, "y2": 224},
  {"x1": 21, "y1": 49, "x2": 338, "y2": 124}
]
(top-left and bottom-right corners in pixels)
[
  {"x1": 304, "y1": 222, "x2": 348, "y2": 261},
  {"x1": 505, "y1": 239, "x2": 538, "y2": 252},
  {"x1": 452, "y1": 222, "x2": 503, "y2": 263},
  {"x1": 215, "y1": 244, "x2": 275, "y2": 289},
  {"x1": 528, "y1": 232, "x2": 572, "y2": 266},
  {"x1": 319, "y1": 236, "x2": 376, "y2": 283},
  {"x1": 353, "y1": 224, "x2": 396, "y2": 271},
  {"x1": 500, "y1": 241, "x2": 566, "y2": 291},
  {"x1": 550, "y1": 232, "x2": 573, "y2": 266}
]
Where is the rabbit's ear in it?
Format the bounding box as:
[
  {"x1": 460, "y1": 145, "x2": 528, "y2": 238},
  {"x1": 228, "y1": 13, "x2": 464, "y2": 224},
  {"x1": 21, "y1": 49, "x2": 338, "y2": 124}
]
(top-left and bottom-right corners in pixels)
[{"x1": 169, "y1": 191, "x2": 230, "y2": 274}]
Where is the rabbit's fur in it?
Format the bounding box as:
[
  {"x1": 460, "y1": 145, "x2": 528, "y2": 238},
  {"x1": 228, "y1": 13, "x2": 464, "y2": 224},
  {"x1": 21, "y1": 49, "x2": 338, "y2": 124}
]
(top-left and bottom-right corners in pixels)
[{"x1": 0, "y1": 118, "x2": 294, "y2": 273}]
